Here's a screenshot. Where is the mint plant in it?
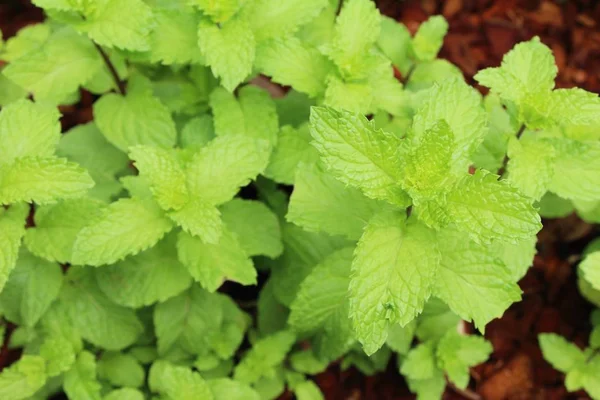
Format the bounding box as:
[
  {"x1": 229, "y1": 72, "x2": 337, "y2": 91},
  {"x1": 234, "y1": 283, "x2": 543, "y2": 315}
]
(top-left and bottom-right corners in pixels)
[{"x1": 0, "y1": 0, "x2": 598, "y2": 399}]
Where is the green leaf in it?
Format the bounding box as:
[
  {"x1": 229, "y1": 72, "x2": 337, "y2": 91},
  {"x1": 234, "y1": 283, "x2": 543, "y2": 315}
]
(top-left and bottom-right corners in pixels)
[
  {"x1": 95, "y1": 234, "x2": 192, "y2": 308},
  {"x1": 75, "y1": 0, "x2": 154, "y2": 51},
  {"x1": 506, "y1": 135, "x2": 555, "y2": 200},
  {"x1": 220, "y1": 199, "x2": 283, "y2": 258},
  {"x1": 411, "y1": 15, "x2": 448, "y2": 62},
  {"x1": 0, "y1": 99, "x2": 61, "y2": 164},
  {"x1": 93, "y1": 90, "x2": 177, "y2": 152},
  {"x1": 264, "y1": 124, "x2": 319, "y2": 185},
  {"x1": 400, "y1": 342, "x2": 437, "y2": 381},
  {"x1": 474, "y1": 37, "x2": 557, "y2": 104},
  {"x1": 71, "y1": 197, "x2": 174, "y2": 266},
  {"x1": 581, "y1": 252, "x2": 600, "y2": 291},
  {"x1": 63, "y1": 352, "x2": 102, "y2": 400},
  {"x1": 437, "y1": 331, "x2": 492, "y2": 389},
  {"x1": 185, "y1": 135, "x2": 270, "y2": 205},
  {"x1": 104, "y1": 388, "x2": 144, "y2": 400},
  {"x1": 416, "y1": 298, "x2": 460, "y2": 342},
  {"x1": 153, "y1": 286, "x2": 223, "y2": 355},
  {"x1": 3, "y1": 28, "x2": 101, "y2": 104},
  {"x1": 0, "y1": 157, "x2": 94, "y2": 205},
  {"x1": 24, "y1": 198, "x2": 105, "y2": 263},
  {"x1": 0, "y1": 71, "x2": 27, "y2": 107},
  {"x1": 208, "y1": 378, "x2": 260, "y2": 400},
  {"x1": 190, "y1": 0, "x2": 241, "y2": 23},
  {"x1": 434, "y1": 228, "x2": 522, "y2": 330},
  {"x1": 97, "y1": 352, "x2": 144, "y2": 388},
  {"x1": 386, "y1": 321, "x2": 416, "y2": 355},
  {"x1": 0, "y1": 204, "x2": 28, "y2": 292},
  {"x1": 255, "y1": 35, "x2": 331, "y2": 97},
  {"x1": 539, "y1": 88, "x2": 600, "y2": 129},
  {"x1": 490, "y1": 234, "x2": 537, "y2": 281},
  {"x1": 538, "y1": 192, "x2": 574, "y2": 219},
  {"x1": 404, "y1": 368, "x2": 446, "y2": 400},
  {"x1": 290, "y1": 350, "x2": 329, "y2": 375},
  {"x1": 39, "y1": 336, "x2": 76, "y2": 377},
  {"x1": 309, "y1": 106, "x2": 408, "y2": 206},
  {"x1": 233, "y1": 330, "x2": 296, "y2": 385},
  {"x1": 377, "y1": 16, "x2": 412, "y2": 73},
  {"x1": 548, "y1": 138, "x2": 600, "y2": 201},
  {"x1": 322, "y1": 73, "x2": 373, "y2": 114},
  {"x1": 0, "y1": 249, "x2": 62, "y2": 327},
  {"x1": 198, "y1": 18, "x2": 255, "y2": 92},
  {"x1": 289, "y1": 248, "x2": 355, "y2": 360},
  {"x1": 129, "y1": 146, "x2": 188, "y2": 210},
  {"x1": 539, "y1": 333, "x2": 585, "y2": 373},
  {"x1": 180, "y1": 115, "x2": 215, "y2": 150},
  {"x1": 152, "y1": 361, "x2": 213, "y2": 400},
  {"x1": 293, "y1": 380, "x2": 324, "y2": 400},
  {"x1": 209, "y1": 295, "x2": 250, "y2": 359},
  {"x1": 149, "y1": 9, "x2": 202, "y2": 65},
  {"x1": 241, "y1": 0, "x2": 328, "y2": 42},
  {"x1": 177, "y1": 229, "x2": 255, "y2": 292},
  {"x1": 0, "y1": 355, "x2": 47, "y2": 400},
  {"x1": 257, "y1": 278, "x2": 289, "y2": 336},
  {"x1": 168, "y1": 199, "x2": 223, "y2": 245},
  {"x1": 445, "y1": 170, "x2": 542, "y2": 244},
  {"x1": 411, "y1": 78, "x2": 487, "y2": 171},
  {"x1": 328, "y1": 0, "x2": 381, "y2": 77},
  {"x1": 349, "y1": 212, "x2": 440, "y2": 355},
  {"x1": 60, "y1": 267, "x2": 143, "y2": 350},
  {"x1": 287, "y1": 162, "x2": 384, "y2": 240},
  {"x1": 0, "y1": 23, "x2": 50, "y2": 62}
]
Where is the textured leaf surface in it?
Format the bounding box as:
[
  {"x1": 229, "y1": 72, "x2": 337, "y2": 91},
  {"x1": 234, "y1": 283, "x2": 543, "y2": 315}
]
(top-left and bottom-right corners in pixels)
[
  {"x1": 434, "y1": 229, "x2": 522, "y2": 330},
  {"x1": 234, "y1": 331, "x2": 296, "y2": 384},
  {"x1": 168, "y1": 199, "x2": 223, "y2": 244},
  {"x1": 309, "y1": 106, "x2": 407, "y2": 206},
  {"x1": 63, "y1": 352, "x2": 102, "y2": 400},
  {"x1": 581, "y1": 252, "x2": 600, "y2": 290},
  {"x1": 149, "y1": 9, "x2": 202, "y2": 65},
  {"x1": 548, "y1": 138, "x2": 600, "y2": 201},
  {"x1": 39, "y1": 336, "x2": 76, "y2": 377},
  {"x1": 0, "y1": 204, "x2": 28, "y2": 293},
  {"x1": 437, "y1": 332, "x2": 492, "y2": 389},
  {"x1": 539, "y1": 333, "x2": 585, "y2": 373},
  {"x1": 349, "y1": 212, "x2": 440, "y2": 355},
  {"x1": 71, "y1": 198, "x2": 174, "y2": 266},
  {"x1": 154, "y1": 361, "x2": 213, "y2": 400},
  {"x1": 60, "y1": 267, "x2": 143, "y2": 350},
  {"x1": 0, "y1": 157, "x2": 94, "y2": 205},
  {"x1": 264, "y1": 124, "x2": 319, "y2": 184},
  {"x1": 0, "y1": 355, "x2": 47, "y2": 400},
  {"x1": 208, "y1": 378, "x2": 260, "y2": 400},
  {"x1": 506, "y1": 135, "x2": 555, "y2": 200},
  {"x1": 0, "y1": 99, "x2": 60, "y2": 164},
  {"x1": 24, "y1": 198, "x2": 104, "y2": 263},
  {"x1": 288, "y1": 163, "x2": 383, "y2": 240},
  {"x1": 412, "y1": 15, "x2": 448, "y2": 61}
]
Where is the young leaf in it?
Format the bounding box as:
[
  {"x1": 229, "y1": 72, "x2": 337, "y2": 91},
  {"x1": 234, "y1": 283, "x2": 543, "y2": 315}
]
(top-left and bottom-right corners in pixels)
[
  {"x1": 63, "y1": 352, "x2": 102, "y2": 400},
  {"x1": 580, "y1": 252, "x2": 600, "y2": 291},
  {"x1": 0, "y1": 355, "x2": 47, "y2": 400},
  {"x1": 401, "y1": 342, "x2": 437, "y2": 381},
  {"x1": 220, "y1": 199, "x2": 283, "y2": 258},
  {"x1": 539, "y1": 333, "x2": 586, "y2": 373},
  {"x1": 0, "y1": 23, "x2": 50, "y2": 62},
  {"x1": 0, "y1": 99, "x2": 61, "y2": 164},
  {"x1": 39, "y1": 336, "x2": 76, "y2": 377},
  {"x1": 287, "y1": 162, "x2": 384, "y2": 240},
  {"x1": 177, "y1": 229, "x2": 255, "y2": 292},
  {"x1": 149, "y1": 9, "x2": 202, "y2": 65},
  {"x1": 129, "y1": 145, "x2": 188, "y2": 210},
  {"x1": 93, "y1": 89, "x2": 177, "y2": 152},
  {"x1": 198, "y1": 18, "x2": 255, "y2": 92},
  {"x1": 0, "y1": 157, "x2": 94, "y2": 205},
  {"x1": 506, "y1": 135, "x2": 556, "y2": 200},
  {"x1": 60, "y1": 267, "x2": 143, "y2": 350},
  {"x1": 104, "y1": 388, "x2": 144, "y2": 400},
  {"x1": 349, "y1": 212, "x2": 440, "y2": 355},
  {"x1": 433, "y1": 228, "x2": 522, "y2": 330},
  {"x1": 97, "y1": 352, "x2": 145, "y2": 388},
  {"x1": 0, "y1": 204, "x2": 28, "y2": 292},
  {"x1": 168, "y1": 199, "x2": 223, "y2": 244},
  {"x1": 190, "y1": 0, "x2": 241, "y2": 23},
  {"x1": 436, "y1": 331, "x2": 492, "y2": 389},
  {"x1": 152, "y1": 361, "x2": 213, "y2": 400},
  {"x1": 411, "y1": 15, "x2": 448, "y2": 62},
  {"x1": 309, "y1": 106, "x2": 408, "y2": 206},
  {"x1": 208, "y1": 378, "x2": 261, "y2": 400},
  {"x1": 24, "y1": 198, "x2": 105, "y2": 263}
]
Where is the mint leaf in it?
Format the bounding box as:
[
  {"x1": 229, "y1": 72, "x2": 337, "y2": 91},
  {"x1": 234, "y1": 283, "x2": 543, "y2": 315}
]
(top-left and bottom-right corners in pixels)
[
  {"x1": 288, "y1": 162, "x2": 384, "y2": 240},
  {"x1": 434, "y1": 228, "x2": 522, "y2": 330},
  {"x1": 97, "y1": 352, "x2": 145, "y2": 388},
  {"x1": 149, "y1": 9, "x2": 202, "y2": 65},
  {"x1": 39, "y1": 336, "x2": 76, "y2": 377},
  {"x1": 412, "y1": 15, "x2": 448, "y2": 62},
  {"x1": 400, "y1": 342, "x2": 437, "y2": 380},
  {"x1": 198, "y1": 18, "x2": 255, "y2": 92},
  {"x1": 0, "y1": 23, "x2": 50, "y2": 62},
  {"x1": 63, "y1": 352, "x2": 102, "y2": 400},
  {"x1": 309, "y1": 106, "x2": 408, "y2": 206},
  {"x1": 208, "y1": 378, "x2": 261, "y2": 400},
  {"x1": 190, "y1": 0, "x2": 241, "y2": 23},
  {"x1": 506, "y1": 135, "x2": 555, "y2": 200},
  {"x1": 0, "y1": 204, "x2": 28, "y2": 292},
  {"x1": 0, "y1": 157, "x2": 94, "y2": 205},
  {"x1": 0, "y1": 355, "x2": 47, "y2": 400},
  {"x1": 349, "y1": 212, "x2": 440, "y2": 355},
  {"x1": 104, "y1": 388, "x2": 144, "y2": 400},
  {"x1": 151, "y1": 361, "x2": 213, "y2": 400},
  {"x1": 437, "y1": 331, "x2": 492, "y2": 389},
  {"x1": 548, "y1": 138, "x2": 600, "y2": 201},
  {"x1": 168, "y1": 199, "x2": 223, "y2": 244},
  {"x1": 580, "y1": 252, "x2": 600, "y2": 290},
  {"x1": 72, "y1": 197, "x2": 174, "y2": 266},
  {"x1": 539, "y1": 333, "x2": 586, "y2": 373}
]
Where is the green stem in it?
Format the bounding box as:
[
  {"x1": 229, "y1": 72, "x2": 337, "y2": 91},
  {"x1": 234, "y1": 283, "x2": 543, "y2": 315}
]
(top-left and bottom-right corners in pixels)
[
  {"x1": 402, "y1": 64, "x2": 416, "y2": 85},
  {"x1": 497, "y1": 123, "x2": 526, "y2": 177},
  {"x1": 93, "y1": 42, "x2": 126, "y2": 96}
]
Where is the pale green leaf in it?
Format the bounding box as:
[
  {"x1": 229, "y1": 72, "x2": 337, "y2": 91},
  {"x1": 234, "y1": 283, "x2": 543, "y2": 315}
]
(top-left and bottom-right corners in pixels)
[
  {"x1": 400, "y1": 342, "x2": 437, "y2": 381},
  {"x1": 581, "y1": 252, "x2": 600, "y2": 291},
  {"x1": 149, "y1": 9, "x2": 202, "y2": 65},
  {"x1": 0, "y1": 99, "x2": 60, "y2": 164},
  {"x1": 406, "y1": 59, "x2": 463, "y2": 91},
  {"x1": 434, "y1": 229, "x2": 522, "y2": 330},
  {"x1": 154, "y1": 361, "x2": 213, "y2": 400},
  {"x1": 3, "y1": 28, "x2": 101, "y2": 104},
  {"x1": 290, "y1": 350, "x2": 328, "y2": 375},
  {"x1": 97, "y1": 352, "x2": 144, "y2": 388},
  {"x1": 490, "y1": 234, "x2": 537, "y2": 281},
  {"x1": 0, "y1": 355, "x2": 47, "y2": 400},
  {"x1": 220, "y1": 199, "x2": 282, "y2": 258},
  {"x1": 323, "y1": 73, "x2": 373, "y2": 114},
  {"x1": 63, "y1": 352, "x2": 102, "y2": 400},
  {"x1": 411, "y1": 15, "x2": 448, "y2": 62},
  {"x1": 287, "y1": 162, "x2": 384, "y2": 240},
  {"x1": 309, "y1": 106, "x2": 408, "y2": 206},
  {"x1": 294, "y1": 380, "x2": 324, "y2": 400},
  {"x1": 539, "y1": 333, "x2": 585, "y2": 373},
  {"x1": 349, "y1": 212, "x2": 440, "y2": 355},
  {"x1": 190, "y1": 0, "x2": 241, "y2": 23},
  {"x1": 255, "y1": 35, "x2": 331, "y2": 97},
  {"x1": 437, "y1": 331, "x2": 492, "y2": 389},
  {"x1": 180, "y1": 115, "x2": 215, "y2": 149},
  {"x1": 0, "y1": 23, "x2": 50, "y2": 62},
  {"x1": 177, "y1": 229, "x2": 255, "y2": 292},
  {"x1": 198, "y1": 18, "x2": 255, "y2": 92},
  {"x1": 103, "y1": 388, "x2": 144, "y2": 400},
  {"x1": 233, "y1": 330, "x2": 296, "y2": 384},
  {"x1": 208, "y1": 378, "x2": 260, "y2": 400},
  {"x1": 93, "y1": 90, "x2": 177, "y2": 152},
  {"x1": 0, "y1": 157, "x2": 94, "y2": 205},
  {"x1": 0, "y1": 70, "x2": 28, "y2": 107},
  {"x1": 72, "y1": 197, "x2": 173, "y2": 266},
  {"x1": 386, "y1": 321, "x2": 416, "y2": 355},
  {"x1": 39, "y1": 336, "x2": 76, "y2": 377},
  {"x1": 168, "y1": 199, "x2": 223, "y2": 245},
  {"x1": 416, "y1": 298, "x2": 460, "y2": 342},
  {"x1": 60, "y1": 267, "x2": 143, "y2": 350},
  {"x1": 129, "y1": 145, "x2": 188, "y2": 210},
  {"x1": 24, "y1": 198, "x2": 105, "y2": 263},
  {"x1": 0, "y1": 249, "x2": 62, "y2": 327},
  {"x1": 548, "y1": 138, "x2": 600, "y2": 201},
  {"x1": 377, "y1": 16, "x2": 412, "y2": 73},
  {"x1": 506, "y1": 135, "x2": 555, "y2": 200},
  {"x1": 446, "y1": 170, "x2": 542, "y2": 244},
  {"x1": 0, "y1": 203, "x2": 28, "y2": 292},
  {"x1": 95, "y1": 234, "x2": 192, "y2": 308},
  {"x1": 185, "y1": 135, "x2": 270, "y2": 205}
]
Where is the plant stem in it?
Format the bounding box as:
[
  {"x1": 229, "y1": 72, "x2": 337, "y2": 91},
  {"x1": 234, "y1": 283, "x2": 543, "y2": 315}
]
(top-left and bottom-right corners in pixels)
[
  {"x1": 335, "y1": 0, "x2": 345, "y2": 15},
  {"x1": 401, "y1": 64, "x2": 416, "y2": 85},
  {"x1": 497, "y1": 123, "x2": 526, "y2": 176},
  {"x1": 586, "y1": 348, "x2": 600, "y2": 363},
  {"x1": 93, "y1": 42, "x2": 126, "y2": 96},
  {"x1": 447, "y1": 380, "x2": 482, "y2": 400}
]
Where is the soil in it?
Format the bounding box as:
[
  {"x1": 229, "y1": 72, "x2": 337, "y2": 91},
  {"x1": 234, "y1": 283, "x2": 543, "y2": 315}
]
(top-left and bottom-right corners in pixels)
[{"x1": 1, "y1": 1, "x2": 599, "y2": 399}]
